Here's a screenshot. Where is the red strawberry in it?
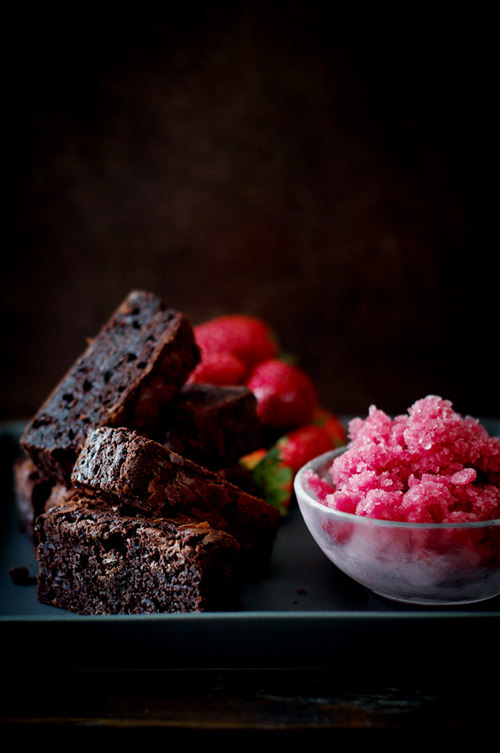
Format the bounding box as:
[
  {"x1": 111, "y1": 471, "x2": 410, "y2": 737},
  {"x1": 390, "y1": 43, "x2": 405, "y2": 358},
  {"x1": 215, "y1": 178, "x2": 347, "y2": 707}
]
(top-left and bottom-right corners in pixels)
[
  {"x1": 240, "y1": 423, "x2": 339, "y2": 515},
  {"x1": 246, "y1": 358, "x2": 318, "y2": 429},
  {"x1": 188, "y1": 351, "x2": 247, "y2": 386},
  {"x1": 312, "y1": 408, "x2": 347, "y2": 447},
  {"x1": 194, "y1": 314, "x2": 278, "y2": 373},
  {"x1": 276, "y1": 423, "x2": 338, "y2": 472}
]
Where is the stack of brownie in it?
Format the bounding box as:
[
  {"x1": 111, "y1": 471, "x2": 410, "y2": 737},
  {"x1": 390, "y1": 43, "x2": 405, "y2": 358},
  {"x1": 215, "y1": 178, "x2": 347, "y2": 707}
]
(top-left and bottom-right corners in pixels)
[{"x1": 15, "y1": 290, "x2": 280, "y2": 614}]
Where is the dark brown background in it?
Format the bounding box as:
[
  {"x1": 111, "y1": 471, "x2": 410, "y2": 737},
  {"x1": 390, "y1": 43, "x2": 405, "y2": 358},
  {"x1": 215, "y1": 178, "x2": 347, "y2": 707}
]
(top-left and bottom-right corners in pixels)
[{"x1": 2, "y1": 3, "x2": 497, "y2": 423}]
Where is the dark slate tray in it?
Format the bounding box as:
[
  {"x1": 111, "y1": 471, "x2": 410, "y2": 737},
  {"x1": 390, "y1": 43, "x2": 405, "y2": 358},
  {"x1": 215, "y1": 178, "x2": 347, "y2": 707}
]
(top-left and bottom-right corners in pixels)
[{"x1": 2, "y1": 419, "x2": 499, "y2": 671}]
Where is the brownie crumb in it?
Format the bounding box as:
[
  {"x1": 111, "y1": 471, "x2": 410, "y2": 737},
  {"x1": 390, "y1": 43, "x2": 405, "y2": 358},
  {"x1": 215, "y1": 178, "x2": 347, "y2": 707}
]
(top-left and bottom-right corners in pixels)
[{"x1": 9, "y1": 566, "x2": 37, "y2": 586}]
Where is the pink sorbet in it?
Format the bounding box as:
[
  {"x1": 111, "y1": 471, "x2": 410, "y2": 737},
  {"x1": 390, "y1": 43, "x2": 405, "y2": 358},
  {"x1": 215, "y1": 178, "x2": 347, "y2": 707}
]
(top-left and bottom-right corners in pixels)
[{"x1": 312, "y1": 396, "x2": 500, "y2": 523}]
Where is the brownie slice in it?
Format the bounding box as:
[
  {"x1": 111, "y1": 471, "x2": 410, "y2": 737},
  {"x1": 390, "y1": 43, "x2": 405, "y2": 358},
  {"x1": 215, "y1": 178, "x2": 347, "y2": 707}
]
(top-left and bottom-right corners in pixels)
[
  {"x1": 71, "y1": 426, "x2": 280, "y2": 574},
  {"x1": 35, "y1": 489, "x2": 241, "y2": 614},
  {"x1": 13, "y1": 456, "x2": 80, "y2": 539},
  {"x1": 161, "y1": 383, "x2": 261, "y2": 469},
  {"x1": 13, "y1": 456, "x2": 54, "y2": 539},
  {"x1": 21, "y1": 290, "x2": 200, "y2": 485}
]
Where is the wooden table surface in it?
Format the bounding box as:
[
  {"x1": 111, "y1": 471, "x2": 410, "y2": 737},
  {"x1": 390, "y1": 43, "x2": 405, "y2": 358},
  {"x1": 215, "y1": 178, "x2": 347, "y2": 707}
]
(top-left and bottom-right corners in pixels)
[{"x1": 2, "y1": 664, "x2": 495, "y2": 738}]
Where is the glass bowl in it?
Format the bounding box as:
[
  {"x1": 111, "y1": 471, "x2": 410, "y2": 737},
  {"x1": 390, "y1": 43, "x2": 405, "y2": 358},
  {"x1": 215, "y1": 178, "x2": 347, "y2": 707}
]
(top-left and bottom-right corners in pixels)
[{"x1": 294, "y1": 448, "x2": 500, "y2": 605}]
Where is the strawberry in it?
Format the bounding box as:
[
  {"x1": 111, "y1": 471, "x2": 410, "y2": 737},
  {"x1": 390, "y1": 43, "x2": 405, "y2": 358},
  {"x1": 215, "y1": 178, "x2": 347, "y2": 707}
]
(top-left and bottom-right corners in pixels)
[
  {"x1": 239, "y1": 448, "x2": 267, "y2": 470},
  {"x1": 194, "y1": 314, "x2": 278, "y2": 375},
  {"x1": 275, "y1": 423, "x2": 339, "y2": 472},
  {"x1": 246, "y1": 358, "x2": 318, "y2": 429},
  {"x1": 188, "y1": 351, "x2": 248, "y2": 386},
  {"x1": 240, "y1": 421, "x2": 343, "y2": 515},
  {"x1": 241, "y1": 446, "x2": 294, "y2": 516},
  {"x1": 312, "y1": 407, "x2": 347, "y2": 447}
]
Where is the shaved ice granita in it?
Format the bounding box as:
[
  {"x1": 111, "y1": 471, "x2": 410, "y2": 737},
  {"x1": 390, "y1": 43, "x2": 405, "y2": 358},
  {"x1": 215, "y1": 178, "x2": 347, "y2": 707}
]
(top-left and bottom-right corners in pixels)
[{"x1": 297, "y1": 396, "x2": 500, "y2": 604}]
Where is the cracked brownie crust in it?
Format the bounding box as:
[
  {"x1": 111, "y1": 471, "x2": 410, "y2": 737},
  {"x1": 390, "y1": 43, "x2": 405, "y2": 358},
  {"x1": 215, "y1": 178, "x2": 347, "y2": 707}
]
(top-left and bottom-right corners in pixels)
[
  {"x1": 35, "y1": 489, "x2": 241, "y2": 614},
  {"x1": 72, "y1": 426, "x2": 280, "y2": 573},
  {"x1": 21, "y1": 290, "x2": 200, "y2": 484}
]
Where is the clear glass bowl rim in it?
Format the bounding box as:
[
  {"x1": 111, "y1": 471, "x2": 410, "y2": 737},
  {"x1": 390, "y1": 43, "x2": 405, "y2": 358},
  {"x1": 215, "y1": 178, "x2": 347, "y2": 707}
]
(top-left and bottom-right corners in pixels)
[{"x1": 294, "y1": 446, "x2": 500, "y2": 531}]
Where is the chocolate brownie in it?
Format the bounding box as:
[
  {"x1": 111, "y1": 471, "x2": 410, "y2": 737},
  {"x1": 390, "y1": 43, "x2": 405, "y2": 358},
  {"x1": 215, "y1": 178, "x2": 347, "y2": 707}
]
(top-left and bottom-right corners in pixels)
[
  {"x1": 216, "y1": 465, "x2": 262, "y2": 497},
  {"x1": 21, "y1": 290, "x2": 200, "y2": 485},
  {"x1": 35, "y1": 489, "x2": 241, "y2": 614},
  {"x1": 161, "y1": 383, "x2": 261, "y2": 469},
  {"x1": 71, "y1": 426, "x2": 280, "y2": 573},
  {"x1": 13, "y1": 455, "x2": 54, "y2": 539}
]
